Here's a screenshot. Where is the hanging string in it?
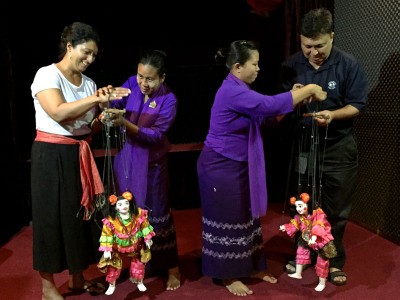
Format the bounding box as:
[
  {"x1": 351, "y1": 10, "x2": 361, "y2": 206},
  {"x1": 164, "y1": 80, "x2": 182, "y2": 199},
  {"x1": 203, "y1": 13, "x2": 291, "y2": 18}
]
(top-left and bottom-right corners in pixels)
[
  {"x1": 117, "y1": 124, "x2": 129, "y2": 193},
  {"x1": 309, "y1": 113, "x2": 319, "y2": 210},
  {"x1": 99, "y1": 108, "x2": 127, "y2": 217},
  {"x1": 282, "y1": 101, "x2": 330, "y2": 215},
  {"x1": 317, "y1": 121, "x2": 329, "y2": 208},
  {"x1": 303, "y1": 102, "x2": 329, "y2": 210}
]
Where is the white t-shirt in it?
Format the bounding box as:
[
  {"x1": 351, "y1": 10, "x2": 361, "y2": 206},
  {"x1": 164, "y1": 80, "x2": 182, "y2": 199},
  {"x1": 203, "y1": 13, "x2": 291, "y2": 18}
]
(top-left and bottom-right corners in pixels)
[{"x1": 31, "y1": 63, "x2": 97, "y2": 136}]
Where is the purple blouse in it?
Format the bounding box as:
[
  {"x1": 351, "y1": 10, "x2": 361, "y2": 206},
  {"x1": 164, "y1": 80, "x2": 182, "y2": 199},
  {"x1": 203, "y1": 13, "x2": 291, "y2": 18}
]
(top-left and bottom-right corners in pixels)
[
  {"x1": 110, "y1": 75, "x2": 177, "y2": 207},
  {"x1": 205, "y1": 73, "x2": 293, "y2": 217}
]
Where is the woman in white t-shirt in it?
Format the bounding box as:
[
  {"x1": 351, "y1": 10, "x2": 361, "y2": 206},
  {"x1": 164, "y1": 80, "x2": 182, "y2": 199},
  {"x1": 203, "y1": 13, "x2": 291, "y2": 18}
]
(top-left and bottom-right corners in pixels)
[{"x1": 30, "y1": 21, "x2": 130, "y2": 299}]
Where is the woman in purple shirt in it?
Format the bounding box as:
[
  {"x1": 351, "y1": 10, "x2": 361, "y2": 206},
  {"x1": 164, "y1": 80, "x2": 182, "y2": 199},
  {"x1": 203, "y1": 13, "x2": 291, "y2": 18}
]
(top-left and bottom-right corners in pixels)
[
  {"x1": 197, "y1": 40, "x2": 327, "y2": 296},
  {"x1": 108, "y1": 49, "x2": 181, "y2": 290}
]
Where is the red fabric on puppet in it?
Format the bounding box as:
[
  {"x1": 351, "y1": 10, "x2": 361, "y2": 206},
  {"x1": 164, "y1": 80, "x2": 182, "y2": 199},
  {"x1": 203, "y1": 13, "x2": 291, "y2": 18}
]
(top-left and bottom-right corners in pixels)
[{"x1": 279, "y1": 193, "x2": 337, "y2": 292}]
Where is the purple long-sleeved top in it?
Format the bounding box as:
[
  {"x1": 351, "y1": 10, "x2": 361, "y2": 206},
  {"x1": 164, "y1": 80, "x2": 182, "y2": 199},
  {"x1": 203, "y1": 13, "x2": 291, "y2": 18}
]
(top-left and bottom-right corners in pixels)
[
  {"x1": 205, "y1": 73, "x2": 293, "y2": 217},
  {"x1": 110, "y1": 75, "x2": 177, "y2": 207}
]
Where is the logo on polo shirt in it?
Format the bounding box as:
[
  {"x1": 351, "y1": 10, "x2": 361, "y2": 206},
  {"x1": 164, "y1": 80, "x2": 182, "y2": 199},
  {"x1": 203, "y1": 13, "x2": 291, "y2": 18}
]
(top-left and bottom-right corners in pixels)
[{"x1": 328, "y1": 81, "x2": 336, "y2": 90}]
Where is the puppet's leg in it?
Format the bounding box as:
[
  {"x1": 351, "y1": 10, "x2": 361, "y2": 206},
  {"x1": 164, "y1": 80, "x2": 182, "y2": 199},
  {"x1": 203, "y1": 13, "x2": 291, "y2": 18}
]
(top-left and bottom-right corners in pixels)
[
  {"x1": 288, "y1": 246, "x2": 310, "y2": 279},
  {"x1": 105, "y1": 266, "x2": 121, "y2": 295},
  {"x1": 314, "y1": 254, "x2": 329, "y2": 291},
  {"x1": 288, "y1": 264, "x2": 303, "y2": 279},
  {"x1": 130, "y1": 258, "x2": 147, "y2": 292}
]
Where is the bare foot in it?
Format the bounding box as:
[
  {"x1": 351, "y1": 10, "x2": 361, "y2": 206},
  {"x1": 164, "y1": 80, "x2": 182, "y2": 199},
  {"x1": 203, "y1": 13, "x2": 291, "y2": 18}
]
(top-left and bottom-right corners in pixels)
[
  {"x1": 223, "y1": 279, "x2": 253, "y2": 296},
  {"x1": 40, "y1": 272, "x2": 63, "y2": 300},
  {"x1": 166, "y1": 266, "x2": 181, "y2": 290},
  {"x1": 251, "y1": 271, "x2": 278, "y2": 284},
  {"x1": 42, "y1": 287, "x2": 64, "y2": 300}
]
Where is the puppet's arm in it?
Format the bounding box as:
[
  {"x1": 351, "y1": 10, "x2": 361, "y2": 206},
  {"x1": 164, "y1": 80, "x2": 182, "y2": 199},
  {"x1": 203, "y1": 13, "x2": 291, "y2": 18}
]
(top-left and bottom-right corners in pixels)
[
  {"x1": 98, "y1": 218, "x2": 115, "y2": 253},
  {"x1": 280, "y1": 217, "x2": 300, "y2": 238}
]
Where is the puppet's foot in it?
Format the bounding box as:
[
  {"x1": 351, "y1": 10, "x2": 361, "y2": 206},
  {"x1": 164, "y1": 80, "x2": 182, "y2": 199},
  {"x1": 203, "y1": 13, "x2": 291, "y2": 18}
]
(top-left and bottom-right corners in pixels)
[
  {"x1": 105, "y1": 283, "x2": 116, "y2": 295},
  {"x1": 251, "y1": 271, "x2": 278, "y2": 283},
  {"x1": 166, "y1": 266, "x2": 181, "y2": 290},
  {"x1": 223, "y1": 279, "x2": 253, "y2": 296},
  {"x1": 288, "y1": 273, "x2": 302, "y2": 279},
  {"x1": 137, "y1": 281, "x2": 147, "y2": 292},
  {"x1": 315, "y1": 278, "x2": 326, "y2": 291},
  {"x1": 288, "y1": 264, "x2": 303, "y2": 279}
]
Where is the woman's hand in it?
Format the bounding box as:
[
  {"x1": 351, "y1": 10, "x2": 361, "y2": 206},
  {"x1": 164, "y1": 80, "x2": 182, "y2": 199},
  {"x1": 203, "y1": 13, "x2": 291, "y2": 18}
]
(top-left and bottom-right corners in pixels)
[
  {"x1": 308, "y1": 84, "x2": 327, "y2": 102},
  {"x1": 100, "y1": 108, "x2": 126, "y2": 127},
  {"x1": 291, "y1": 83, "x2": 304, "y2": 91},
  {"x1": 96, "y1": 85, "x2": 131, "y2": 104},
  {"x1": 291, "y1": 83, "x2": 327, "y2": 107}
]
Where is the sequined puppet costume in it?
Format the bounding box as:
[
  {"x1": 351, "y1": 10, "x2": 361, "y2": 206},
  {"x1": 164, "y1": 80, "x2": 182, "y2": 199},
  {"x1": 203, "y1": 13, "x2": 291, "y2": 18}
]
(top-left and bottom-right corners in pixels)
[
  {"x1": 279, "y1": 193, "x2": 336, "y2": 292},
  {"x1": 98, "y1": 191, "x2": 155, "y2": 295}
]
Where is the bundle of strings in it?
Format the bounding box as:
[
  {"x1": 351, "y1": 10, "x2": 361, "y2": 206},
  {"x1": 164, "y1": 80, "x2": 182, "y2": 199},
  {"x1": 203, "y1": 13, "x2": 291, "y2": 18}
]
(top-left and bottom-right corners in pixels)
[
  {"x1": 296, "y1": 104, "x2": 329, "y2": 210},
  {"x1": 100, "y1": 108, "x2": 127, "y2": 217}
]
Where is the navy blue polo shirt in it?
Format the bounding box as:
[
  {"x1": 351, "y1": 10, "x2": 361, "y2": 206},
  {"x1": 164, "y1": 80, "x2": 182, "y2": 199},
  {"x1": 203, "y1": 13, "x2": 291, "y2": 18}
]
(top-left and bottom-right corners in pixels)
[{"x1": 281, "y1": 46, "x2": 368, "y2": 142}]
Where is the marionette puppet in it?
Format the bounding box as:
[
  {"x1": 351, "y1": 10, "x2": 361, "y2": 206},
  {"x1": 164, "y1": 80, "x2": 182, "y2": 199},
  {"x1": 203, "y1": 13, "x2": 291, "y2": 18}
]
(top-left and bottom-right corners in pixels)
[
  {"x1": 97, "y1": 191, "x2": 155, "y2": 295},
  {"x1": 279, "y1": 192, "x2": 337, "y2": 292}
]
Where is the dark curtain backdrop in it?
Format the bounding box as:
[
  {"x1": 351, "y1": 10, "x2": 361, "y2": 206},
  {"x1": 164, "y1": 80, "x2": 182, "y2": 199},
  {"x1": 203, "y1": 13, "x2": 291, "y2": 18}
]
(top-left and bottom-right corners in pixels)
[{"x1": 1, "y1": 36, "x2": 31, "y2": 245}]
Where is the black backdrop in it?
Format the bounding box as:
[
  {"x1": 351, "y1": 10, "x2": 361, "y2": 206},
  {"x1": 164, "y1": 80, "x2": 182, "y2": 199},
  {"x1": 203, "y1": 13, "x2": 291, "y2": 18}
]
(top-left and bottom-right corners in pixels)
[{"x1": 4, "y1": 0, "x2": 287, "y2": 159}]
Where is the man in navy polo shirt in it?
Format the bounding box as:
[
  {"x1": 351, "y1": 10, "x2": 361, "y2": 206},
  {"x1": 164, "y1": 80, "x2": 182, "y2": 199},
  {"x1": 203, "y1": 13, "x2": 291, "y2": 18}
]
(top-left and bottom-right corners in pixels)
[{"x1": 280, "y1": 8, "x2": 368, "y2": 286}]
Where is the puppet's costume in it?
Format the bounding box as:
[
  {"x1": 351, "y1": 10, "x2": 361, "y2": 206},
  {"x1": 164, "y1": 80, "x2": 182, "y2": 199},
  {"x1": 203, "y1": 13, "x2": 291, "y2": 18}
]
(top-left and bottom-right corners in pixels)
[
  {"x1": 281, "y1": 195, "x2": 336, "y2": 279},
  {"x1": 97, "y1": 195, "x2": 155, "y2": 285}
]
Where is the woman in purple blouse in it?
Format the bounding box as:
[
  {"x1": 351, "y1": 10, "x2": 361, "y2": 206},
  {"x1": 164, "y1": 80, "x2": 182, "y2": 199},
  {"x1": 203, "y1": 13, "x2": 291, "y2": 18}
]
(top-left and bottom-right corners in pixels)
[
  {"x1": 197, "y1": 40, "x2": 327, "y2": 296},
  {"x1": 108, "y1": 49, "x2": 181, "y2": 291}
]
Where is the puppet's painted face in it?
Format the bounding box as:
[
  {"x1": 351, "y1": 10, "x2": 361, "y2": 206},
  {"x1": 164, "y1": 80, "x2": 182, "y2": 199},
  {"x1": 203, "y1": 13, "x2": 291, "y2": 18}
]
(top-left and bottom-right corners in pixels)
[
  {"x1": 295, "y1": 201, "x2": 308, "y2": 215},
  {"x1": 116, "y1": 199, "x2": 130, "y2": 214}
]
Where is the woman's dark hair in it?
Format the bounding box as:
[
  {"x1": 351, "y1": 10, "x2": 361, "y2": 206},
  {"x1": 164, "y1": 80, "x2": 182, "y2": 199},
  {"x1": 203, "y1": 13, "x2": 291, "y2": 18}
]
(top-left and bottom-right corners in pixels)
[
  {"x1": 301, "y1": 8, "x2": 333, "y2": 38},
  {"x1": 138, "y1": 49, "x2": 168, "y2": 76},
  {"x1": 225, "y1": 40, "x2": 259, "y2": 70},
  {"x1": 58, "y1": 22, "x2": 100, "y2": 59}
]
